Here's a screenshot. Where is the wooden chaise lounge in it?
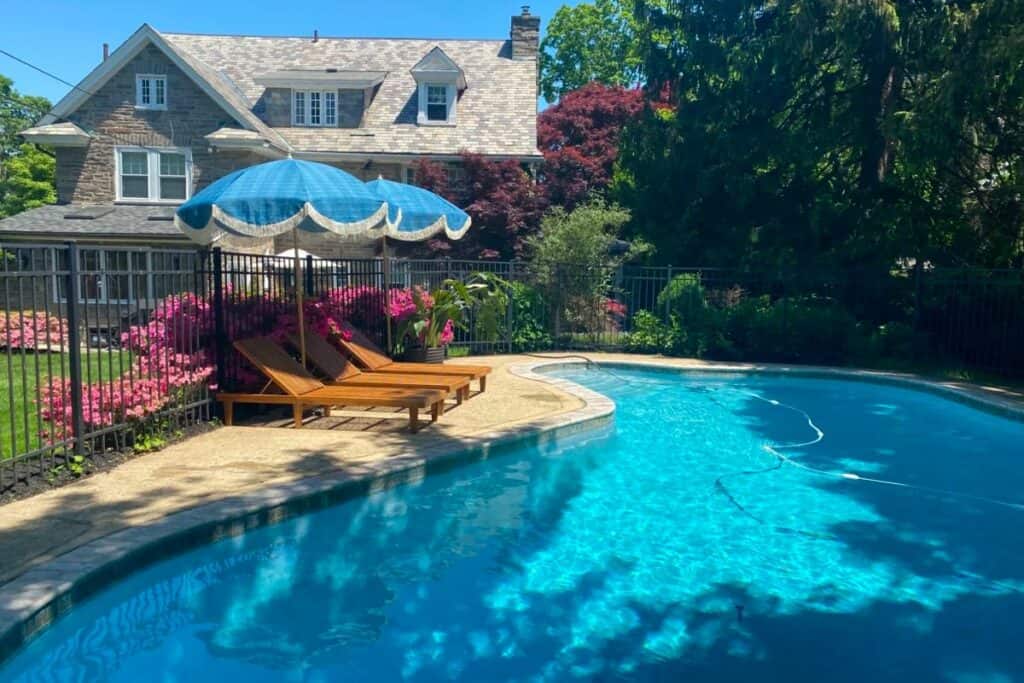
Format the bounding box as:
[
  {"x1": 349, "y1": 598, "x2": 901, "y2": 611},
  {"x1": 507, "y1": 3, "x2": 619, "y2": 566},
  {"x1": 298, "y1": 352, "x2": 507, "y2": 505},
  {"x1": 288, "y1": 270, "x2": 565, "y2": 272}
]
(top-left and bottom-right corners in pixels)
[
  {"x1": 337, "y1": 325, "x2": 493, "y2": 392},
  {"x1": 218, "y1": 337, "x2": 446, "y2": 432},
  {"x1": 287, "y1": 331, "x2": 472, "y2": 404}
]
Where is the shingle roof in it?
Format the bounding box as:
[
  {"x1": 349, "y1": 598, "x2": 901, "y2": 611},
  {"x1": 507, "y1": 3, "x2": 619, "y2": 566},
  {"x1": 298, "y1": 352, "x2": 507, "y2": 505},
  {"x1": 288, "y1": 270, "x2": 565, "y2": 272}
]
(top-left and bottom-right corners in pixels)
[
  {"x1": 160, "y1": 33, "x2": 540, "y2": 159},
  {"x1": 153, "y1": 30, "x2": 291, "y2": 152},
  {"x1": 0, "y1": 204, "x2": 187, "y2": 239}
]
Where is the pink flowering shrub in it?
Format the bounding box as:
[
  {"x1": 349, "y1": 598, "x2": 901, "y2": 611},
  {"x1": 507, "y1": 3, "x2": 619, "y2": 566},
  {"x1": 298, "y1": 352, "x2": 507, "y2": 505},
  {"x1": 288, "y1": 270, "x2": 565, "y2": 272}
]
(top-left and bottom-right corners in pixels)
[
  {"x1": 388, "y1": 287, "x2": 433, "y2": 322},
  {"x1": 389, "y1": 286, "x2": 460, "y2": 349},
  {"x1": 35, "y1": 283, "x2": 444, "y2": 444},
  {"x1": 0, "y1": 311, "x2": 68, "y2": 350},
  {"x1": 39, "y1": 293, "x2": 217, "y2": 443}
]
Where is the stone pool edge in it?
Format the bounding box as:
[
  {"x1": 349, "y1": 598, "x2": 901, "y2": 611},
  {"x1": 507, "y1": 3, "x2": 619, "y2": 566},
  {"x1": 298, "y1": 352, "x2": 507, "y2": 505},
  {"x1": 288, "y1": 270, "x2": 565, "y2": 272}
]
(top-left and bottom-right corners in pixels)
[
  {"x1": 0, "y1": 360, "x2": 613, "y2": 665},
  {"x1": 544, "y1": 358, "x2": 1024, "y2": 422},
  {"x1": 1, "y1": 356, "x2": 1020, "y2": 664}
]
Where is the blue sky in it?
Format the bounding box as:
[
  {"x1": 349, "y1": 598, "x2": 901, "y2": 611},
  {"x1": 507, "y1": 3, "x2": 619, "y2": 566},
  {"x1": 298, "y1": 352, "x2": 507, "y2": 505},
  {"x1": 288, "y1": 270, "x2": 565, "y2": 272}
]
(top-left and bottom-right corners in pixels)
[{"x1": 0, "y1": 0, "x2": 572, "y2": 104}]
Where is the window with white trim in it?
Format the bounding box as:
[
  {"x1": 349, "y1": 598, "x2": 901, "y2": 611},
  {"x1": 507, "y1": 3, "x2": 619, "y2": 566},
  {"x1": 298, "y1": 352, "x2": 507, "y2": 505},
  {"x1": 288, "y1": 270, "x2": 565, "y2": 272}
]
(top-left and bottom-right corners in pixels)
[
  {"x1": 116, "y1": 147, "x2": 192, "y2": 202},
  {"x1": 292, "y1": 90, "x2": 337, "y2": 127},
  {"x1": 135, "y1": 75, "x2": 167, "y2": 110},
  {"x1": 426, "y1": 85, "x2": 448, "y2": 121},
  {"x1": 416, "y1": 82, "x2": 456, "y2": 125}
]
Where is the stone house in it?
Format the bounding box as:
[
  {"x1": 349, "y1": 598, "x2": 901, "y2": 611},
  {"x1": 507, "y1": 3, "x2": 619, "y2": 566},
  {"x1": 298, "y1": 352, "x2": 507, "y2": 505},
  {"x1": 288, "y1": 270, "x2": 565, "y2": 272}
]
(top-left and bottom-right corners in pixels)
[{"x1": 0, "y1": 8, "x2": 542, "y2": 273}]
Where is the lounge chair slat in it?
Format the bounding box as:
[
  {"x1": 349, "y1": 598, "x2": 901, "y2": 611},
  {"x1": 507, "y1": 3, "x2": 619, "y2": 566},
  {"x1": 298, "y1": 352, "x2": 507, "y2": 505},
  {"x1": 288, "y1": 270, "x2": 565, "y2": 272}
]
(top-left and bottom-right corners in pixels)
[
  {"x1": 289, "y1": 331, "x2": 471, "y2": 398},
  {"x1": 336, "y1": 325, "x2": 492, "y2": 390}
]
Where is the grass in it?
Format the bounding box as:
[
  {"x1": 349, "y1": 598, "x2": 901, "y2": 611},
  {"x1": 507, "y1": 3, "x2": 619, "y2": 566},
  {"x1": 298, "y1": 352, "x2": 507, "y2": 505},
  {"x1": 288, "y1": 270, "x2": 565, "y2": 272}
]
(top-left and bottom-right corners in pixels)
[{"x1": 0, "y1": 349, "x2": 129, "y2": 460}]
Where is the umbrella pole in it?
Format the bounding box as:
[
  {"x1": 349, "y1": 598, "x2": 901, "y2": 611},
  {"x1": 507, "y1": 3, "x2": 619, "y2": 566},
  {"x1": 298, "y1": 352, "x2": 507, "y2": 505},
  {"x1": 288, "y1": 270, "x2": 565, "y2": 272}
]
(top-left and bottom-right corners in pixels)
[
  {"x1": 382, "y1": 236, "x2": 392, "y2": 355},
  {"x1": 294, "y1": 230, "x2": 306, "y2": 367}
]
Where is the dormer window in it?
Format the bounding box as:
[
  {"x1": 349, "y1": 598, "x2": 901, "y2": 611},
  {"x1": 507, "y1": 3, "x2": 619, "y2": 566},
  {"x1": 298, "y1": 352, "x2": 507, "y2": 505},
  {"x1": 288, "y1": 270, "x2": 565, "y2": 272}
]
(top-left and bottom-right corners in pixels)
[
  {"x1": 135, "y1": 75, "x2": 166, "y2": 110},
  {"x1": 411, "y1": 46, "x2": 466, "y2": 127},
  {"x1": 426, "y1": 85, "x2": 449, "y2": 121},
  {"x1": 293, "y1": 90, "x2": 337, "y2": 127}
]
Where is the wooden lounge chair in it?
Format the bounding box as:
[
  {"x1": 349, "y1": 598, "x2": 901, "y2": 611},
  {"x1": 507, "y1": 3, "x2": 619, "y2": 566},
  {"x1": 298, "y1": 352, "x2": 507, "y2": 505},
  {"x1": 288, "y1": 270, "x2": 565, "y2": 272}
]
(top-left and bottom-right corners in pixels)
[
  {"x1": 337, "y1": 325, "x2": 492, "y2": 392},
  {"x1": 287, "y1": 331, "x2": 471, "y2": 404},
  {"x1": 218, "y1": 337, "x2": 446, "y2": 432}
]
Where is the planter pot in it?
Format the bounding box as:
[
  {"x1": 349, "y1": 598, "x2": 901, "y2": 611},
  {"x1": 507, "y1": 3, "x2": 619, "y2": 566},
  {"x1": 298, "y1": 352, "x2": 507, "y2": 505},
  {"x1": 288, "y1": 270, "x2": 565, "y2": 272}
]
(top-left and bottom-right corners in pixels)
[{"x1": 403, "y1": 346, "x2": 446, "y2": 364}]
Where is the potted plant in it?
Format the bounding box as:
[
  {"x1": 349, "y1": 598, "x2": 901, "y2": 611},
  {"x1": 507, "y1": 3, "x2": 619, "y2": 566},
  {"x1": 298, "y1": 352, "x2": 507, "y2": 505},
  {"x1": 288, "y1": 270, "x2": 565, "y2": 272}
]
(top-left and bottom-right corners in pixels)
[{"x1": 392, "y1": 274, "x2": 508, "y2": 363}]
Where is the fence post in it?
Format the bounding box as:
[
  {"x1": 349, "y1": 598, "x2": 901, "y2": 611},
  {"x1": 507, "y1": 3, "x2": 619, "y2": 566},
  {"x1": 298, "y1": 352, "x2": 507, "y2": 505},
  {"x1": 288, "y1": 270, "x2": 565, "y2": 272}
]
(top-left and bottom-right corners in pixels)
[
  {"x1": 64, "y1": 241, "x2": 86, "y2": 456},
  {"x1": 212, "y1": 247, "x2": 226, "y2": 393},
  {"x1": 553, "y1": 265, "x2": 562, "y2": 347},
  {"x1": 305, "y1": 254, "x2": 315, "y2": 297},
  {"x1": 664, "y1": 265, "x2": 673, "y2": 322},
  {"x1": 913, "y1": 259, "x2": 923, "y2": 330},
  {"x1": 505, "y1": 262, "x2": 514, "y2": 353}
]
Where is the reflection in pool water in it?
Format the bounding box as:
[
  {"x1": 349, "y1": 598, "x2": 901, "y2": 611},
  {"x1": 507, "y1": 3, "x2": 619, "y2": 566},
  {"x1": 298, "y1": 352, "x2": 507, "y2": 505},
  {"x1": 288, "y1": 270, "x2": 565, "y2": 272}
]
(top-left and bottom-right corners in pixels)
[{"x1": 3, "y1": 368, "x2": 1024, "y2": 682}]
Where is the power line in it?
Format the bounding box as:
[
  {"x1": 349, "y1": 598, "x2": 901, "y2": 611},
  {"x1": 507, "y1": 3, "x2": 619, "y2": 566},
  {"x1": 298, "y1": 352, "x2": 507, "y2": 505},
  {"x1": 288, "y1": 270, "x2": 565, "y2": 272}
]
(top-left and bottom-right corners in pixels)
[{"x1": 0, "y1": 48, "x2": 94, "y2": 97}]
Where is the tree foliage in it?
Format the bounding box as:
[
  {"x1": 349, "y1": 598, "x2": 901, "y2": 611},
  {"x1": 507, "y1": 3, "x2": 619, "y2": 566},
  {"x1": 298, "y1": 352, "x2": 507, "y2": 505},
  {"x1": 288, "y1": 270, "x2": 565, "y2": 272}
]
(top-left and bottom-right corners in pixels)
[
  {"x1": 526, "y1": 198, "x2": 639, "y2": 269},
  {"x1": 537, "y1": 83, "x2": 643, "y2": 211},
  {"x1": 539, "y1": 0, "x2": 644, "y2": 101},
  {"x1": 411, "y1": 154, "x2": 548, "y2": 259},
  {"x1": 0, "y1": 143, "x2": 55, "y2": 217},
  {"x1": 619, "y1": 0, "x2": 1024, "y2": 269},
  {"x1": 0, "y1": 74, "x2": 54, "y2": 218}
]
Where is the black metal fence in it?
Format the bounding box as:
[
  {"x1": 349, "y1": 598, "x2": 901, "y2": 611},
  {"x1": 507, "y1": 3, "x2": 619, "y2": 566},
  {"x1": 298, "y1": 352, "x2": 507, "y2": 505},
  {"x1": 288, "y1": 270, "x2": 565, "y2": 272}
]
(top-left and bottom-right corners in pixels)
[
  {"x1": 0, "y1": 242, "x2": 210, "y2": 491},
  {"x1": 2, "y1": 244, "x2": 1021, "y2": 492}
]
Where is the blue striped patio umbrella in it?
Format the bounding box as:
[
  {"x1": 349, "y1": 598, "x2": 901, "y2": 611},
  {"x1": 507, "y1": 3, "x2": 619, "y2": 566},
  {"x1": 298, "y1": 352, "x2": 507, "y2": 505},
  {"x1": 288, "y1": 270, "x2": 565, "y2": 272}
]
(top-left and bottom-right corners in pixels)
[
  {"x1": 175, "y1": 158, "x2": 388, "y2": 243},
  {"x1": 364, "y1": 177, "x2": 471, "y2": 241},
  {"x1": 175, "y1": 159, "x2": 390, "y2": 364},
  {"x1": 364, "y1": 177, "x2": 471, "y2": 350}
]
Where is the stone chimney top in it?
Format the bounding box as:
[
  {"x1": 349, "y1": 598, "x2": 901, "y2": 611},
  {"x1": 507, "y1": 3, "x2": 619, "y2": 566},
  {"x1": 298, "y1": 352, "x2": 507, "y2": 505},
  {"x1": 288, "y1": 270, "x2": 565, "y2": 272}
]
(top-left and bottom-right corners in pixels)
[{"x1": 511, "y1": 6, "x2": 540, "y2": 60}]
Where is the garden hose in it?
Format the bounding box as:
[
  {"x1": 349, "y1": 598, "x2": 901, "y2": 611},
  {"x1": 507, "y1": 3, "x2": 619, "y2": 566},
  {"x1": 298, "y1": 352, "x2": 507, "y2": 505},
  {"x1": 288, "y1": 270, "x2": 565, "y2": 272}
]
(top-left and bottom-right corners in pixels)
[{"x1": 523, "y1": 353, "x2": 1024, "y2": 515}]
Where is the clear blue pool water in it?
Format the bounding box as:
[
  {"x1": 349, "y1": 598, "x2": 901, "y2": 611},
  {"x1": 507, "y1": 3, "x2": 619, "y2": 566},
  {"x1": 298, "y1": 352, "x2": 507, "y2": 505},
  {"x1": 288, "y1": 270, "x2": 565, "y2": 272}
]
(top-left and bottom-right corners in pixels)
[{"x1": 3, "y1": 366, "x2": 1024, "y2": 682}]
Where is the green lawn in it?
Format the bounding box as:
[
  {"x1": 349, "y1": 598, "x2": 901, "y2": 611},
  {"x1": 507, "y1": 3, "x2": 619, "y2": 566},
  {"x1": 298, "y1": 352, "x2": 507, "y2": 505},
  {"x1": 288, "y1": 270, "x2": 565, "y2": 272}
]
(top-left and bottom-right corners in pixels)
[{"x1": 0, "y1": 350, "x2": 129, "y2": 460}]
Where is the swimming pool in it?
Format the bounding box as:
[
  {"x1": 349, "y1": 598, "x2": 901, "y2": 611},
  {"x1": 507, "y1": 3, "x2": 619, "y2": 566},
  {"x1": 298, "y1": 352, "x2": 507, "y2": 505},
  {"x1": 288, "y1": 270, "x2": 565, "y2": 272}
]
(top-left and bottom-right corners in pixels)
[{"x1": 2, "y1": 365, "x2": 1023, "y2": 682}]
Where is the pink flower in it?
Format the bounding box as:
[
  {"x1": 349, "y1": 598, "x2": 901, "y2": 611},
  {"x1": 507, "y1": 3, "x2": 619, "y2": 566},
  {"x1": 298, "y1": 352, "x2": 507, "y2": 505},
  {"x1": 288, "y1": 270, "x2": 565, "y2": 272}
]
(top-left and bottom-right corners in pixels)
[{"x1": 439, "y1": 319, "x2": 455, "y2": 345}]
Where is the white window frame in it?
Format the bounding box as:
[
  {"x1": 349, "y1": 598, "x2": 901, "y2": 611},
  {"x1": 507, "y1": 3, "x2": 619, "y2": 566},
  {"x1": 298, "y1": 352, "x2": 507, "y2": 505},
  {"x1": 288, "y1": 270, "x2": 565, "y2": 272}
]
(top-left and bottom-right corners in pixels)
[
  {"x1": 135, "y1": 74, "x2": 167, "y2": 110},
  {"x1": 417, "y1": 81, "x2": 456, "y2": 125},
  {"x1": 114, "y1": 146, "x2": 192, "y2": 204},
  {"x1": 292, "y1": 89, "x2": 338, "y2": 127}
]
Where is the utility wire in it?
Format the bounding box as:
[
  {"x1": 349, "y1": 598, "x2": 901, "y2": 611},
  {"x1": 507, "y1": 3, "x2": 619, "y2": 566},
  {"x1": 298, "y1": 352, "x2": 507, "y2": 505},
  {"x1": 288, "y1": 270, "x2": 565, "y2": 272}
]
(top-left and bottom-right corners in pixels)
[{"x1": 0, "y1": 47, "x2": 93, "y2": 96}]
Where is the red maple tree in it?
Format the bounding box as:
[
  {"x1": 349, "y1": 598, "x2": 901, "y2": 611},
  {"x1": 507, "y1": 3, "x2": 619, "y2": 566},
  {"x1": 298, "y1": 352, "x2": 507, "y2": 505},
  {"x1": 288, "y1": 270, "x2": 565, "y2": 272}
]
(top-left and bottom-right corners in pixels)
[
  {"x1": 409, "y1": 83, "x2": 644, "y2": 258},
  {"x1": 411, "y1": 153, "x2": 547, "y2": 259},
  {"x1": 537, "y1": 83, "x2": 644, "y2": 210}
]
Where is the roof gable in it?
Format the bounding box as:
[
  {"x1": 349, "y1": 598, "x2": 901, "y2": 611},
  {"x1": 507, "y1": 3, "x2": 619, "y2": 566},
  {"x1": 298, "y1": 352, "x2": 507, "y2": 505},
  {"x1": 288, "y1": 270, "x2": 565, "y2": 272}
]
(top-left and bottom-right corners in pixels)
[
  {"x1": 411, "y1": 46, "x2": 467, "y2": 90},
  {"x1": 41, "y1": 24, "x2": 290, "y2": 153}
]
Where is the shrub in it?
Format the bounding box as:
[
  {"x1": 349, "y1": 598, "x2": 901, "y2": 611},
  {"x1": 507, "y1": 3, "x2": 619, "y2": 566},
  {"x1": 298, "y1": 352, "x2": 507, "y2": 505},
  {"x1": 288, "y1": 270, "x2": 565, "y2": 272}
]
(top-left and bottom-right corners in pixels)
[
  {"x1": 507, "y1": 281, "x2": 553, "y2": 352},
  {"x1": 0, "y1": 311, "x2": 68, "y2": 350},
  {"x1": 40, "y1": 292, "x2": 215, "y2": 444},
  {"x1": 623, "y1": 310, "x2": 673, "y2": 353}
]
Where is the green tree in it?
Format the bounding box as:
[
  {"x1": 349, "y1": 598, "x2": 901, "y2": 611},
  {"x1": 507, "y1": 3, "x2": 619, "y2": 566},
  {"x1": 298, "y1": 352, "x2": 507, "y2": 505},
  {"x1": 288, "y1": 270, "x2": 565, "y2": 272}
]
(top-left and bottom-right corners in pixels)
[
  {"x1": 527, "y1": 198, "x2": 642, "y2": 268},
  {"x1": 539, "y1": 0, "x2": 644, "y2": 102},
  {"x1": 622, "y1": 0, "x2": 1024, "y2": 269},
  {"x1": 0, "y1": 74, "x2": 54, "y2": 218},
  {"x1": 527, "y1": 199, "x2": 649, "y2": 337},
  {"x1": 0, "y1": 143, "x2": 55, "y2": 216}
]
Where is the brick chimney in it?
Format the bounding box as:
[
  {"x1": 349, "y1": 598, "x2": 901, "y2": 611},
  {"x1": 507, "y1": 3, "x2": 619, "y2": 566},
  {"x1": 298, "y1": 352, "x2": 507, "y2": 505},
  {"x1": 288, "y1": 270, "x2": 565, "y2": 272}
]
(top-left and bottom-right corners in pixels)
[{"x1": 510, "y1": 6, "x2": 540, "y2": 60}]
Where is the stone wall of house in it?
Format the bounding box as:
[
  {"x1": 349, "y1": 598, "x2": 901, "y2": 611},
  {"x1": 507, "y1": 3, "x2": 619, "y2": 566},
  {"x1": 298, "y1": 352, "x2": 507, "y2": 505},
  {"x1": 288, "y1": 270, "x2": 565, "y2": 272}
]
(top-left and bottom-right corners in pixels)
[
  {"x1": 57, "y1": 44, "x2": 261, "y2": 204},
  {"x1": 253, "y1": 87, "x2": 291, "y2": 127}
]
